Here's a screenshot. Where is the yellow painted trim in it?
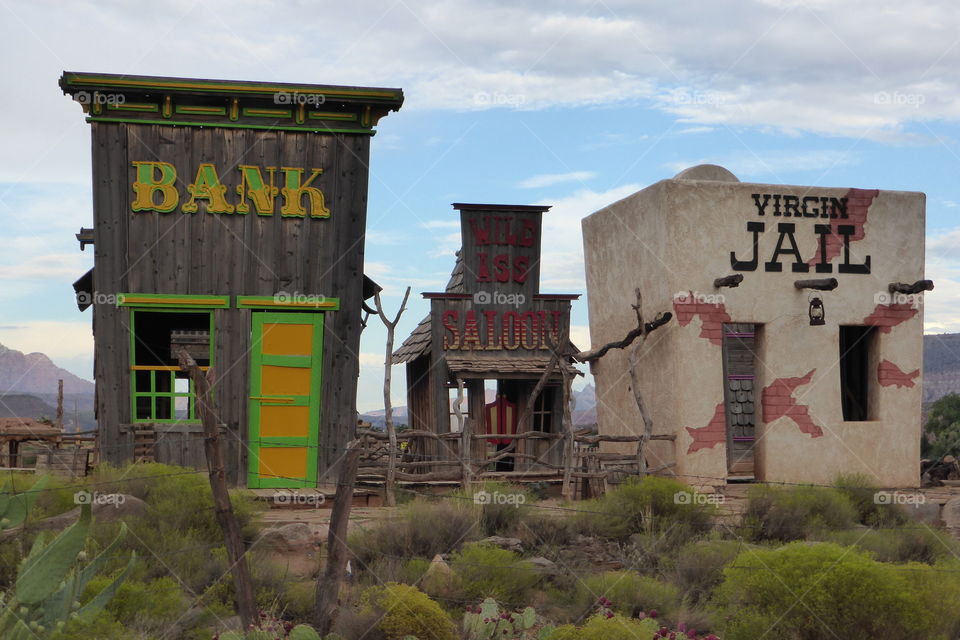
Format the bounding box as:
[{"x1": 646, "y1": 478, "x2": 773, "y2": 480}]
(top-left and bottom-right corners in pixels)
[
  {"x1": 241, "y1": 300, "x2": 337, "y2": 309},
  {"x1": 119, "y1": 295, "x2": 228, "y2": 307}
]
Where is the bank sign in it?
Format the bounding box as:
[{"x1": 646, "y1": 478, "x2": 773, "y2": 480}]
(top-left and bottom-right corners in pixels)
[{"x1": 130, "y1": 161, "x2": 330, "y2": 218}]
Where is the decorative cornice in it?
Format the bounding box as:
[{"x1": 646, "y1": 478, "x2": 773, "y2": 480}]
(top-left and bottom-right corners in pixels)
[{"x1": 59, "y1": 72, "x2": 403, "y2": 134}]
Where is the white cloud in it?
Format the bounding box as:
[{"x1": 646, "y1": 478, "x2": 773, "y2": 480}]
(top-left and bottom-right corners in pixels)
[{"x1": 518, "y1": 171, "x2": 596, "y2": 189}]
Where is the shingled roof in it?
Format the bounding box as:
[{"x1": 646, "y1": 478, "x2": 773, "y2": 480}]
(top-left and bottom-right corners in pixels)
[{"x1": 392, "y1": 251, "x2": 464, "y2": 364}]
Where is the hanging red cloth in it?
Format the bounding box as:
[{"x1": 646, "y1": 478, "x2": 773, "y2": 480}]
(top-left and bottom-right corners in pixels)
[{"x1": 485, "y1": 395, "x2": 518, "y2": 446}]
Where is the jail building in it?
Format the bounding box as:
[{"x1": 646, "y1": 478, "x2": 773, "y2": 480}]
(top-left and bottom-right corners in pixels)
[
  {"x1": 582, "y1": 164, "x2": 928, "y2": 487},
  {"x1": 62, "y1": 72, "x2": 402, "y2": 487}
]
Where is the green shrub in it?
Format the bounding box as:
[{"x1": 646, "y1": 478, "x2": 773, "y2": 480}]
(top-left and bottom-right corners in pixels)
[
  {"x1": 349, "y1": 498, "x2": 476, "y2": 565},
  {"x1": 360, "y1": 582, "x2": 456, "y2": 640},
  {"x1": 83, "y1": 576, "x2": 182, "y2": 633},
  {"x1": 833, "y1": 473, "x2": 907, "y2": 527},
  {"x1": 825, "y1": 525, "x2": 959, "y2": 564},
  {"x1": 576, "y1": 571, "x2": 680, "y2": 619},
  {"x1": 713, "y1": 541, "x2": 944, "y2": 639},
  {"x1": 740, "y1": 484, "x2": 857, "y2": 541},
  {"x1": 472, "y1": 482, "x2": 535, "y2": 537},
  {"x1": 666, "y1": 538, "x2": 743, "y2": 603},
  {"x1": 451, "y1": 543, "x2": 541, "y2": 602},
  {"x1": 515, "y1": 511, "x2": 580, "y2": 553},
  {"x1": 579, "y1": 476, "x2": 714, "y2": 541},
  {"x1": 280, "y1": 580, "x2": 315, "y2": 620},
  {"x1": 546, "y1": 613, "x2": 661, "y2": 640}
]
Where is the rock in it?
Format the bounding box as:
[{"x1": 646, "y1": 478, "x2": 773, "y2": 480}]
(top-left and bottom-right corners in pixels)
[
  {"x1": 425, "y1": 553, "x2": 453, "y2": 579},
  {"x1": 480, "y1": 536, "x2": 524, "y2": 553},
  {"x1": 255, "y1": 523, "x2": 320, "y2": 580},
  {"x1": 897, "y1": 500, "x2": 942, "y2": 526},
  {"x1": 255, "y1": 522, "x2": 317, "y2": 553},
  {"x1": 943, "y1": 497, "x2": 960, "y2": 539},
  {"x1": 529, "y1": 556, "x2": 558, "y2": 574}
]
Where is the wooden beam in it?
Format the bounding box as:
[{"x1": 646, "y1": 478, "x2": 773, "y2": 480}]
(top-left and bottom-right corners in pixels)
[
  {"x1": 888, "y1": 279, "x2": 934, "y2": 295},
  {"x1": 793, "y1": 278, "x2": 838, "y2": 291},
  {"x1": 713, "y1": 274, "x2": 744, "y2": 288}
]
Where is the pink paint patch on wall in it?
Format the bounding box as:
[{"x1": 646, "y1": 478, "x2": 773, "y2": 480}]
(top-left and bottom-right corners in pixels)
[
  {"x1": 686, "y1": 402, "x2": 727, "y2": 453},
  {"x1": 862, "y1": 304, "x2": 918, "y2": 333},
  {"x1": 877, "y1": 359, "x2": 920, "y2": 388},
  {"x1": 673, "y1": 293, "x2": 731, "y2": 345},
  {"x1": 762, "y1": 369, "x2": 824, "y2": 437},
  {"x1": 807, "y1": 188, "x2": 879, "y2": 266}
]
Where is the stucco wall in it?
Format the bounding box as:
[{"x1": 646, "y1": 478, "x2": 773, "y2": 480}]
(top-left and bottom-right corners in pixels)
[{"x1": 583, "y1": 166, "x2": 925, "y2": 488}]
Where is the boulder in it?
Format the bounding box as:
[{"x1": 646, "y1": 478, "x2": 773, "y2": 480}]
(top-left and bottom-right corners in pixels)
[
  {"x1": 480, "y1": 536, "x2": 524, "y2": 553},
  {"x1": 529, "y1": 556, "x2": 558, "y2": 574},
  {"x1": 255, "y1": 522, "x2": 317, "y2": 553}
]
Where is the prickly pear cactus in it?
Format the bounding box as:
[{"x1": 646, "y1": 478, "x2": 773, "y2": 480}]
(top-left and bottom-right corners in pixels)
[
  {"x1": 288, "y1": 624, "x2": 323, "y2": 640},
  {"x1": 463, "y1": 597, "x2": 538, "y2": 640},
  {"x1": 0, "y1": 503, "x2": 137, "y2": 637},
  {"x1": 0, "y1": 475, "x2": 49, "y2": 531}
]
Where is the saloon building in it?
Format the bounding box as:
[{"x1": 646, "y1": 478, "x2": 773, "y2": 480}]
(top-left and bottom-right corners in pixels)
[
  {"x1": 62, "y1": 72, "x2": 402, "y2": 487},
  {"x1": 393, "y1": 204, "x2": 579, "y2": 470},
  {"x1": 583, "y1": 165, "x2": 927, "y2": 488}
]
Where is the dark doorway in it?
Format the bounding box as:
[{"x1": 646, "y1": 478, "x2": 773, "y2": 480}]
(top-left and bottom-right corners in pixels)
[{"x1": 840, "y1": 326, "x2": 876, "y2": 421}]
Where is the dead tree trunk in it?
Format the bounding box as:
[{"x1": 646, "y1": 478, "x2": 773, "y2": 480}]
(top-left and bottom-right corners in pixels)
[
  {"x1": 56, "y1": 379, "x2": 64, "y2": 431},
  {"x1": 177, "y1": 349, "x2": 255, "y2": 630},
  {"x1": 373, "y1": 286, "x2": 411, "y2": 507},
  {"x1": 314, "y1": 441, "x2": 361, "y2": 635},
  {"x1": 455, "y1": 378, "x2": 471, "y2": 489}
]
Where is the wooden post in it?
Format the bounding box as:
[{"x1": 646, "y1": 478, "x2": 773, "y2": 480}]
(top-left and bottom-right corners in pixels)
[
  {"x1": 56, "y1": 379, "x2": 64, "y2": 432},
  {"x1": 560, "y1": 363, "x2": 576, "y2": 500},
  {"x1": 314, "y1": 441, "x2": 361, "y2": 635},
  {"x1": 177, "y1": 349, "x2": 255, "y2": 630},
  {"x1": 628, "y1": 290, "x2": 654, "y2": 477},
  {"x1": 374, "y1": 286, "x2": 411, "y2": 508},
  {"x1": 455, "y1": 378, "x2": 471, "y2": 489}
]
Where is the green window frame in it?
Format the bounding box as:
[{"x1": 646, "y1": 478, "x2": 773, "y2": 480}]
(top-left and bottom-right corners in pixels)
[{"x1": 129, "y1": 308, "x2": 215, "y2": 423}]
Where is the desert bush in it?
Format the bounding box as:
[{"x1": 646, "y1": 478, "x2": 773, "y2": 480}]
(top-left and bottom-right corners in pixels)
[
  {"x1": 740, "y1": 484, "x2": 857, "y2": 541},
  {"x1": 713, "y1": 541, "x2": 945, "y2": 639},
  {"x1": 515, "y1": 511, "x2": 579, "y2": 552},
  {"x1": 580, "y1": 476, "x2": 714, "y2": 542},
  {"x1": 546, "y1": 613, "x2": 700, "y2": 640},
  {"x1": 451, "y1": 542, "x2": 541, "y2": 602},
  {"x1": 833, "y1": 472, "x2": 907, "y2": 527},
  {"x1": 825, "y1": 525, "x2": 959, "y2": 564},
  {"x1": 575, "y1": 571, "x2": 681, "y2": 620},
  {"x1": 280, "y1": 580, "x2": 315, "y2": 620},
  {"x1": 360, "y1": 582, "x2": 456, "y2": 640},
  {"x1": 82, "y1": 575, "x2": 182, "y2": 634},
  {"x1": 349, "y1": 498, "x2": 476, "y2": 565},
  {"x1": 666, "y1": 538, "x2": 744, "y2": 604}
]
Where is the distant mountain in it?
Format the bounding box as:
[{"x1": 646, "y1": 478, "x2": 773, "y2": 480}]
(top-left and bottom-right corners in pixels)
[
  {"x1": 0, "y1": 343, "x2": 94, "y2": 395},
  {"x1": 923, "y1": 333, "x2": 960, "y2": 403},
  {"x1": 0, "y1": 394, "x2": 58, "y2": 419}
]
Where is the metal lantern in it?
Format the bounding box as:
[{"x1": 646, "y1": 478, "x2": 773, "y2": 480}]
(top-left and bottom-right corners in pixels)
[{"x1": 809, "y1": 295, "x2": 825, "y2": 326}]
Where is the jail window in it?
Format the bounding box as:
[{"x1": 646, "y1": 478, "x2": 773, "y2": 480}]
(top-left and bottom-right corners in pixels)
[
  {"x1": 131, "y1": 310, "x2": 212, "y2": 422},
  {"x1": 839, "y1": 325, "x2": 875, "y2": 421}
]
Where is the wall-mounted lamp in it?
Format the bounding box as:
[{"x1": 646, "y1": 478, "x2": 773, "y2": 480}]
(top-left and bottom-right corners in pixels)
[{"x1": 809, "y1": 295, "x2": 825, "y2": 326}]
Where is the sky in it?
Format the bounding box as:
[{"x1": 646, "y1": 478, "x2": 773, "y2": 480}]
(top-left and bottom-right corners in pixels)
[{"x1": 0, "y1": 0, "x2": 958, "y2": 412}]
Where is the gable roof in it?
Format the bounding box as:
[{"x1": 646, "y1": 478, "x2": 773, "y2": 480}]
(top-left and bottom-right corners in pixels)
[{"x1": 392, "y1": 251, "x2": 464, "y2": 364}]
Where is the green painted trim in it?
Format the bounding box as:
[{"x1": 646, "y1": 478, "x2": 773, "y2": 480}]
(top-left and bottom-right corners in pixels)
[
  {"x1": 175, "y1": 105, "x2": 227, "y2": 116},
  {"x1": 247, "y1": 312, "x2": 324, "y2": 489},
  {"x1": 107, "y1": 102, "x2": 159, "y2": 113},
  {"x1": 129, "y1": 308, "x2": 215, "y2": 423},
  {"x1": 63, "y1": 73, "x2": 403, "y2": 102},
  {"x1": 118, "y1": 293, "x2": 230, "y2": 309},
  {"x1": 242, "y1": 107, "x2": 292, "y2": 118},
  {"x1": 85, "y1": 116, "x2": 375, "y2": 135},
  {"x1": 236, "y1": 296, "x2": 340, "y2": 310},
  {"x1": 308, "y1": 112, "x2": 358, "y2": 121}
]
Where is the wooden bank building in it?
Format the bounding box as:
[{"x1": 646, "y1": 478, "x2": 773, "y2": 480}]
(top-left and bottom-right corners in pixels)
[{"x1": 62, "y1": 72, "x2": 402, "y2": 487}]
